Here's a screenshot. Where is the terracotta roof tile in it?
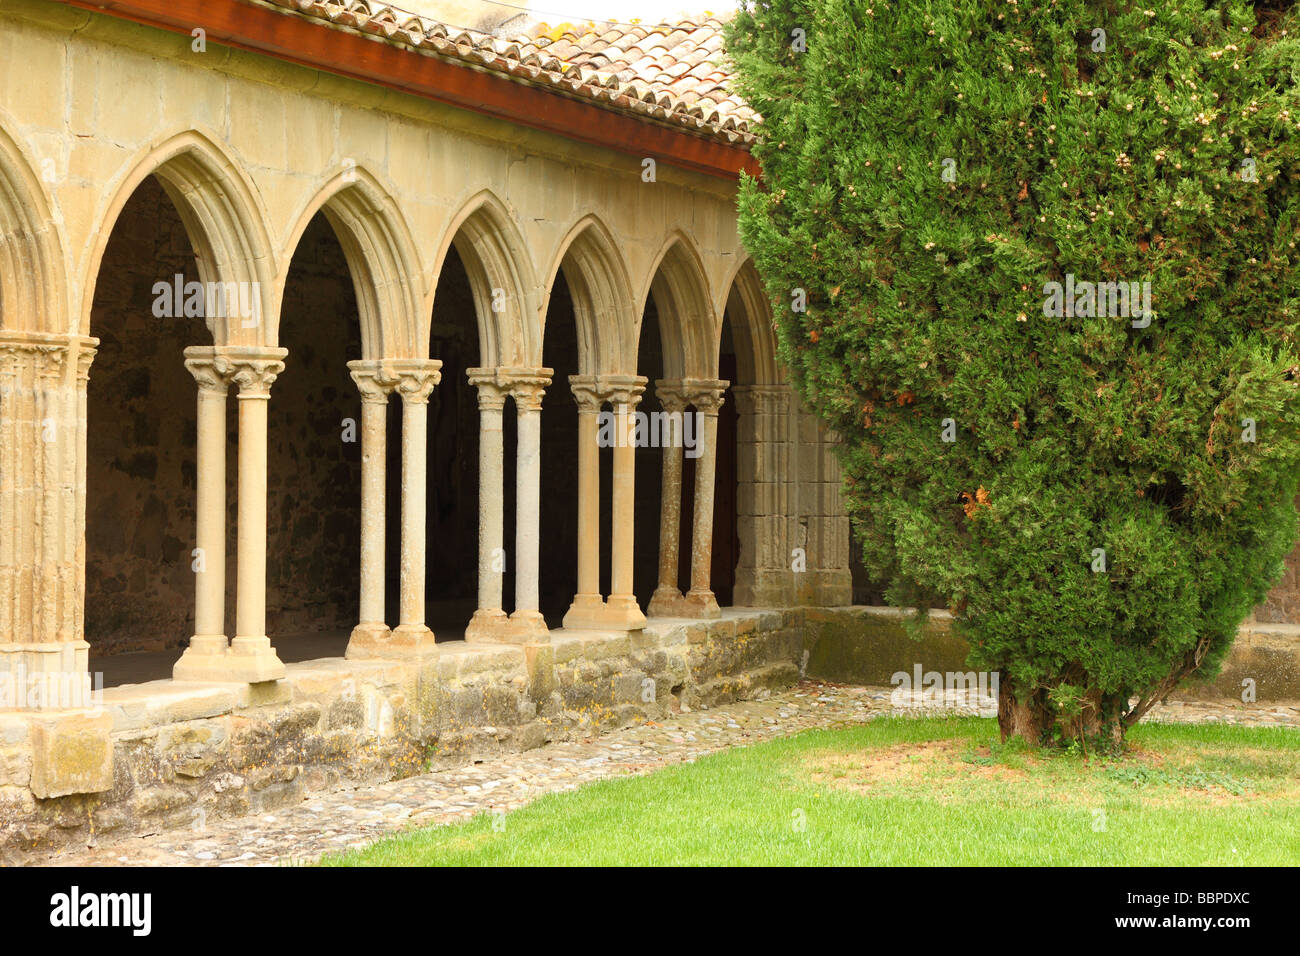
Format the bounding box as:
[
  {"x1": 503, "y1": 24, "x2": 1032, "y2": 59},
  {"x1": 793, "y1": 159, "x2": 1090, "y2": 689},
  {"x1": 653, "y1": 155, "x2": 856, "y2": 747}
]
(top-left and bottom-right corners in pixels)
[{"x1": 260, "y1": 1, "x2": 756, "y2": 147}]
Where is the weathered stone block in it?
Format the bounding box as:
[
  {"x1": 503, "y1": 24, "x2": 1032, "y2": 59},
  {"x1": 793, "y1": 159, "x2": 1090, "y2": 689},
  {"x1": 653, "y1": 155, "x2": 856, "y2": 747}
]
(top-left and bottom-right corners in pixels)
[{"x1": 30, "y1": 711, "x2": 113, "y2": 798}]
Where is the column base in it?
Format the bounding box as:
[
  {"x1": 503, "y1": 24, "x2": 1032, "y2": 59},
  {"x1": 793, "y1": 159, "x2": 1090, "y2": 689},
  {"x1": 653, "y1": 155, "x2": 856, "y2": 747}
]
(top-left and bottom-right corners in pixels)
[
  {"x1": 464, "y1": 608, "x2": 512, "y2": 643},
  {"x1": 562, "y1": 594, "x2": 607, "y2": 630},
  {"x1": 680, "y1": 588, "x2": 722, "y2": 619},
  {"x1": 646, "y1": 585, "x2": 685, "y2": 618},
  {"x1": 507, "y1": 609, "x2": 551, "y2": 643},
  {"x1": 344, "y1": 622, "x2": 391, "y2": 660},
  {"x1": 172, "y1": 634, "x2": 229, "y2": 682},
  {"x1": 175, "y1": 635, "x2": 285, "y2": 683},
  {"x1": 347, "y1": 623, "x2": 438, "y2": 659},
  {"x1": 602, "y1": 594, "x2": 647, "y2": 631}
]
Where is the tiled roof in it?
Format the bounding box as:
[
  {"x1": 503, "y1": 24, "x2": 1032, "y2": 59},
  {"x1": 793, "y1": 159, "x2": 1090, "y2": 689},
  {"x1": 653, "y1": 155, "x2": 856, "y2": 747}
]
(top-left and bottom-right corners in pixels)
[{"x1": 262, "y1": 2, "x2": 756, "y2": 145}]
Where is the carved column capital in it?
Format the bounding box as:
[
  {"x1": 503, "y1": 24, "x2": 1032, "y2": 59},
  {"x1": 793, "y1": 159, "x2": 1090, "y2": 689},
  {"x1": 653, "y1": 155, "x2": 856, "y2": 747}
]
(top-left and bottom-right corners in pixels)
[
  {"x1": 731, "y1": 382, "x2": 791, "y2": 416},
  {"x1": 73, "y1": 337, "x2": 99, "y2": 383},
  {"x1": 219, "y1": 347, "x2": 288, "y2": 399},
  {"x1": 499, "y1": 366, "x2": 553, "y2": 412},
  {"x1": 568, "y1": 374, "x2": 604, "y2": 412},
  {"x1": 183, "y1": 345, "x2": 236, "y2": 393},
  {"x1": 654, "y1": 378, "x2": 692, "y2": 414},
  {"x1": 601, "y1": 374, "x2": 647, "y2": 410},
  {"x1": 347, "y1": 359, "x2": 401, "y2": 404},
  {"x1": 684, "y1": 378, "x2": 729, "y2": 413},
  {"x1": 0, "y1": 330, "x2": 82, "y2": 372},
  {"x1": 466, "y1": 367, "x2": 515, "y2": 411},
  {"x1": 388, "y1": 358, "x2": 443, "y2": 405}
]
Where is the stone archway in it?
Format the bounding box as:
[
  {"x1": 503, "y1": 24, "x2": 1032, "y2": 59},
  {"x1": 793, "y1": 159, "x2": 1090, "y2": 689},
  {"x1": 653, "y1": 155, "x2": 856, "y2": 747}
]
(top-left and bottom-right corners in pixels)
[
  {"x1": 432, "y1": 191, "x2": 551, "y2": 644},
  {"x1": 640, "y1": 234, "x2": 728, "y2": 620},
  {"x1": 82, "y1": 134, "x2": 288, "y2": 684},
  {"x1": 719, "y1": 258, "x2": 794, "y2": 609}
]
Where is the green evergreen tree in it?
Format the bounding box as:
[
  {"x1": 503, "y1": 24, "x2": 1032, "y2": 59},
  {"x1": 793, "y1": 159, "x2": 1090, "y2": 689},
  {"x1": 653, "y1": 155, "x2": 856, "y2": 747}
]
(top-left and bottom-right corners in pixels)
[{"x1": 728, "y1": 0, "x2": 1300, "y2": 745}]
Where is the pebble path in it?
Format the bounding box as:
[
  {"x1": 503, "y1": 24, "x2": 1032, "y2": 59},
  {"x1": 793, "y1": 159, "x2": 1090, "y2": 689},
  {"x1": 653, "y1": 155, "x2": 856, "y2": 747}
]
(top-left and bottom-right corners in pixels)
[{"x1": 29, "y1": 681, "x2": 1300, "y2": 867}]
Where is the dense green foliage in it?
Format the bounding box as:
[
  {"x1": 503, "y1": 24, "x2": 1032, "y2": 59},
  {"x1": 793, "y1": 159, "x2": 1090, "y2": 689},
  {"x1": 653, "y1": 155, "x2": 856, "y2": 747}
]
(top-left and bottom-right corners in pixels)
[{"x1": 728, "y1": 0, "x2": 1300, "y2": 737}]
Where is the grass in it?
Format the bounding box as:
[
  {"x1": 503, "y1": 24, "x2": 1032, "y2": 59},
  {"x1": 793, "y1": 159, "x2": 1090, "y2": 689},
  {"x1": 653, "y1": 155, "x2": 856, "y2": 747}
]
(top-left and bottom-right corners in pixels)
[{"x1": 320, "y1": 716, "x2": 1300, "y2": 866}]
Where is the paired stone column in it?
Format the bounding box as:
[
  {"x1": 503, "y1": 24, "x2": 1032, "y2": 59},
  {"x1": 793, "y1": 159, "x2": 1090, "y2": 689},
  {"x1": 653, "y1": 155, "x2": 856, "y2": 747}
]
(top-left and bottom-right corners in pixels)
[
  {"x1": 0, "y1": 331, "x2": 97, "y2": 708},
  {"x1": 343, "y1": 361, "x2": 400, "y2": 660},
  {"x1": 371, "y1": 359, "x2": 442, "y2": 658},
  {"x1": 506, "y1": 369, "x2": 552, "y2": 641},
  {"x1": 682, "y1": 379, "x2": 728, "y2": 619},
  {"x1": 603, "y1": 375, "x2": 648, "y2": 630},
  {"x1": 562, "y1": 376, "x2": 606, "y2": 629},
  {"x1": 464, "y1": 368, "x2": 511, "y2": 641},
  {"x1": 171, "y1": 346, "x2": 288, "y2": 682},
  {"x1": 647, "y1": 380, "x2": 691, "y2": 617}
]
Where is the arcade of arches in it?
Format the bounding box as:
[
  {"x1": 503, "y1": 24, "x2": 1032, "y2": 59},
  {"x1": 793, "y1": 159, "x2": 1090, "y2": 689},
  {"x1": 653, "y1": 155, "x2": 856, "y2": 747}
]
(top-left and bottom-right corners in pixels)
[
  {"x1": 0, "y1": 1, "x2": 852, "y2": 708},
  {"x1": 2, "y1": 3, "x2": 1297, "y2": 851}
]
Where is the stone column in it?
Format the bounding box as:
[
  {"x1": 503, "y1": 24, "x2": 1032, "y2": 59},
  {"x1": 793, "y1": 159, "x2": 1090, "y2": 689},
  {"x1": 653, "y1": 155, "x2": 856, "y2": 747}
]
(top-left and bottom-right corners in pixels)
[
  {"x1": 647, "y1": 379, "x2": 690, "y2": 617},
  {"x1": 173, "y1": 348, "x2": 235, "y2": 681},
  {"x1": 344, "y1": 361, "x2": 399, "y2": 660},
  {"x1": 225, "y1": 348, "x2": 288, "y2": 682},
  {"x1": 506, "y1": 369, "x2": 552, "y2": 642},
  {"x1": 604, "y1": 375, "x2": 648, "y2": 630},
  {"x1": 0, "y1": 331, "x2": 97, "y2": 708},
  {"x1": 562, "y1": 375, "x2": 606, "y2": 630},
  {"x1": 464, "y1": 368, "x2": 512, "y2": 642},
  {"x1": 374, "y1": 359, "x2": 442, "y2": 658},
  {"x1": 682, "y1": 379, "x2": 728, "y2": 618}
]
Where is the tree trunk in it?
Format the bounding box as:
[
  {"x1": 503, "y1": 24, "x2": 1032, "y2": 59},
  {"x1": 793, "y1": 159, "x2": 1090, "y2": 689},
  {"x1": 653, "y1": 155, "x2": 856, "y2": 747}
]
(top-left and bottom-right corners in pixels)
[{"x1": 997, "y1": 677, "x2": 1049, "y2": 745}]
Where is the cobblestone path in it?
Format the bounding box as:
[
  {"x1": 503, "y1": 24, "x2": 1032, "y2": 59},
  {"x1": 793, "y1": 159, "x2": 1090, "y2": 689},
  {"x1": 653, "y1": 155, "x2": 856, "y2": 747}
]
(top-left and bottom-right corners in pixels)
[{"x1": 30, "y1": 682, "x2": 1300, "y2": 867}]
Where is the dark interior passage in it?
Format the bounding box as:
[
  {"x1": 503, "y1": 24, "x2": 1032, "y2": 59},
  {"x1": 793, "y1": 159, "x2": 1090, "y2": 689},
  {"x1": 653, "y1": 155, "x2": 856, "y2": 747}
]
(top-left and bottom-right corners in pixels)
[
  {"x1": 425, "y1": 244, "x2": 483, "y2": 635},
  {"x1": 266, "y1": 211, "x2": 364, "y2": 637},
  {"x1": 86, "y1": 175, "x2": 206, "y2": 659}
]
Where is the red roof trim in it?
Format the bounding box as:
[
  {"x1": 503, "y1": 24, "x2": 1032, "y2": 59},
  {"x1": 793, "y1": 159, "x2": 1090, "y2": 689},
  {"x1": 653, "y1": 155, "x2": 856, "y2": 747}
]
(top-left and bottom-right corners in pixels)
[{"x1": 58, "y1": 0, "x2": 759, "y2": 180}]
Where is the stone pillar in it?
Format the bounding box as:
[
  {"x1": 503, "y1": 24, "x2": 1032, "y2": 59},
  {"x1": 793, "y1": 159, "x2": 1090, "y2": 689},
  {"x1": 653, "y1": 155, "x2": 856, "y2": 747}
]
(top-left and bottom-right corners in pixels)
[
  {"x1": 464, "y1": 368, "x2": 512, "y2": 642},
  {"x1": 506, "y1": 369, "x2": 552, "y2": 642},
  {"x1": 344, "y1": 361, "x2": 399, "y2": 660},
  {"x1": 732, "y1": 383, "x2": 796, "y2": 607},
  {"x1": 604, "y1": 375, "x2": 648, "y2": 630},
  {"x1": 647, "y1": 379, "x2": 690, "y2": 617},
  {"x1": 562, "y1": 375, "x2": 606, "y2": 629},
  {"x1": 226, "y1": 349, "x2": 288, "y2": 682},
  {"x1": 0, "y1": 331, "x2": 97, "y2": 708},
  {"x1": 682, "y1": 379, "x2": 728, "y2": 618},
  {"x1": 173, "y1": 348, "x2": 234, "y2": 681},
  {"x1": 371, "y1": 359, "x2": 442, "y2": 658}
]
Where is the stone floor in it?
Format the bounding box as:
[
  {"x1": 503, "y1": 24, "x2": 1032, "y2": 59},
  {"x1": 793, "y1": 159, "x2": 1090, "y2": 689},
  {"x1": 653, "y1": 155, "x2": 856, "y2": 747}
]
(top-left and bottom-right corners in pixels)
[{"x1": 28, "y1": 681, "x2": 1300, "y2": 867}]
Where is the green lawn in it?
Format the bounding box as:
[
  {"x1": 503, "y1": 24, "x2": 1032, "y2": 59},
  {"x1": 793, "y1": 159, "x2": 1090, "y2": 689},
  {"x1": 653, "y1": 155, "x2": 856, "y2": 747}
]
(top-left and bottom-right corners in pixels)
[{"x1": 320, "y1": 717, "x2": 1300, "y2": 866}]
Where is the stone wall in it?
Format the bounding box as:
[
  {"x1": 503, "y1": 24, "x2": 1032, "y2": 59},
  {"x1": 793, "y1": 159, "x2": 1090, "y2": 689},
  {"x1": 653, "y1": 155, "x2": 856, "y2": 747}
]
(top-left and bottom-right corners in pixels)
[
  {"x1": 801, "y1": 606, "x2": 1300, "y2": 703},
  {"x1": 0, "y1": 610, "x2": 804, "y2": 861}
]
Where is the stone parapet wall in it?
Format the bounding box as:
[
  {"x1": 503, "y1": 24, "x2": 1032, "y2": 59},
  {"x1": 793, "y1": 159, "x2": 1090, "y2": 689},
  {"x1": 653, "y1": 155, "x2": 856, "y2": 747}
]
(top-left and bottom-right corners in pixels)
[
  {"x1": 6, "y1": 605, "x2": 1289, "y2": 861},
  {"x1": 802, "y1": 606, "x2": 1300, "y2": 704},
  {"x1": 0, "y1": 609, "x2": 807, "y2": 861}
]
